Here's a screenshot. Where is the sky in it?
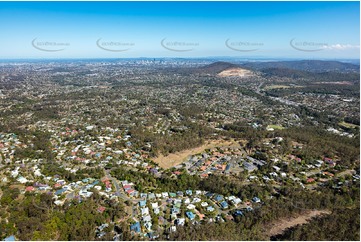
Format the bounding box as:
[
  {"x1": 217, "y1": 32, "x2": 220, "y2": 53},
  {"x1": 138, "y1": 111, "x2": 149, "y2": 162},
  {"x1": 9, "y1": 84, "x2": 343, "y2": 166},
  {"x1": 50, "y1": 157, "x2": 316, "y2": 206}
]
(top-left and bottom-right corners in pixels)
[{"x1": 0, "y1": 1, "x2": 359, "y2": 59}]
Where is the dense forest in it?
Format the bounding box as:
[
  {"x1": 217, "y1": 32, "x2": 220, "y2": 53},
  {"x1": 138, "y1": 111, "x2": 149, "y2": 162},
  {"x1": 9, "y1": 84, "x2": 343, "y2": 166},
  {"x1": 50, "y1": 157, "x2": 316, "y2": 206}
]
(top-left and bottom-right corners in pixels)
[
  {"x1": 0, "y1": 188, "x2": 127, "y2": 241},
  {"x1": 271, "y1": 208, "x2": 360, "y2": 241},
  {"x1": 265, "y1": 82, "x2": 360, "y2": 97}
]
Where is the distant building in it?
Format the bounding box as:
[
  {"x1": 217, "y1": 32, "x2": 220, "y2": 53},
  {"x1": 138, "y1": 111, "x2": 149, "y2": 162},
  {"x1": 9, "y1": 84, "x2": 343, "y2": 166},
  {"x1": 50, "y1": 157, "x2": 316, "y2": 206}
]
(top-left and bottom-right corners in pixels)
[
  {"x1": 3, "y1": 236, "x2": 16, "y2": 241},
  {"x1": 139, "y1": 200, "x2": 146, "y2": 207},
  {"x1": 220, "y1": 201, "x2": 229, "y2": 209},
  {"x1": 214, "y1": 194, "x2": 224, "y2": 202},
  {"x1": 175, "y1": 218, "x2": 185, "y2": 226},
  {"x1": 207, "y1": 206, "x2": 215, "y2": 212},
  {"x1": 186, "y1": 211, "x2": 195, "y2": 220},
  {"x1": 234, "y1": 210, "x2": 244, "y2": 217},
  {"x1": 55, "y1": 188, "x2": 65, "y2": 195},
  {"x1": 130, "y1": 222, "x2": 141, "y2": 233},
  {"x1": 243, "y1": 161, "x2": 257, "y2": 172}
]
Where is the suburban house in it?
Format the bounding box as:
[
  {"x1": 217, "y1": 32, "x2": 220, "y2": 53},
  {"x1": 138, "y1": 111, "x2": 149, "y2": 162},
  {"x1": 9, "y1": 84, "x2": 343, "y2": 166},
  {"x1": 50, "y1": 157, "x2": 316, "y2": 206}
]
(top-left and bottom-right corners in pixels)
[
  {"x1": 130, "y1": 222, "x2": 141, "y2": 233},
  {"x1": 186, "y1": 211, "x2": 195, "y2": 220}
]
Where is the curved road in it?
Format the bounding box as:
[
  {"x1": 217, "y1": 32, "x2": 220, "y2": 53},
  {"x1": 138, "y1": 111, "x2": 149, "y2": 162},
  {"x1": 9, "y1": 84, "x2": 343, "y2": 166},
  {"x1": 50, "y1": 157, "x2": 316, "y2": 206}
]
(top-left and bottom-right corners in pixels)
[{"x1": 104, "y1": 169, "x2": 130, "y2": 201}]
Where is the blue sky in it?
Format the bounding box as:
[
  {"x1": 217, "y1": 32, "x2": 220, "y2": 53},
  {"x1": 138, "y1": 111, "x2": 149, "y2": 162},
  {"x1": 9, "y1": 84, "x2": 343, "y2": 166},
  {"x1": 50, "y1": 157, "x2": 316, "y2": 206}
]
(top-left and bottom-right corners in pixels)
[{"x1": 0, "y1": 1, "x2": 359, "y2": 59}]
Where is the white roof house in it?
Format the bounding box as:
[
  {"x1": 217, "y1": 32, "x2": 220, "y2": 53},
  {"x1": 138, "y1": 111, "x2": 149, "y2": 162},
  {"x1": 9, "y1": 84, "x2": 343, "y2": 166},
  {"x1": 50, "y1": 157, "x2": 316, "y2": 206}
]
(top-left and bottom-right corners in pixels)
[
  {"x1": 232, "y1": 198, "x2": 242, "y2": 205},
  {"x1": 187, "y1": 204, "x2": 196, "y2": 210},
  {"x1": 141, "y1": 207, "x2": 149, "y2": 215},
  {"x1": 17, "y1": 176, "x2": 28, "y2": 183},
  {"x1": 201, "y1": 202, "x2": 208, "y2": 207}
]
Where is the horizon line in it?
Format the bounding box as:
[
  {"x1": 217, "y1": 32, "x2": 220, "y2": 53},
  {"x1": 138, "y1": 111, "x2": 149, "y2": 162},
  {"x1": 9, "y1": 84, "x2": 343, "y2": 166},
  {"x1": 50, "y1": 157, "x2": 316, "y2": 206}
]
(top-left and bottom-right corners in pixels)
[{"x1": 0, "y1": 57, "x2": 359, "y2": 61}]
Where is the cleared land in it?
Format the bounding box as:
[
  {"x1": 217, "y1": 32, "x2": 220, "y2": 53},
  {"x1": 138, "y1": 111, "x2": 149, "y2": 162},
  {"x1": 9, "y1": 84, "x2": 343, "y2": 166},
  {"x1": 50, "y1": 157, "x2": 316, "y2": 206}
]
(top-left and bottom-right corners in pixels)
[
  {"x1": 217, "y1": 68, "x2": 254, "y2": 77},
  {"x1": 154, "y1": 139, "x2": 242, "y2": 169},
  {"x1": 267, "y1": 124, "x2": 285, "y2": 130},
  {"x1": 339, "y1": 121, "x2": 359, "y2": 129},
  {"x1": 314, "y1": 81, "x2": 353, "y2": 85},
  {"x1": 264, "y1": 85, "x2": 303, "y2": 90},
  {"x1": 336, "y1": 169, "x2": 355, "y2": 178},
  {"x1": 264, "y1": 209, "x2": 331, "y2": 238}
]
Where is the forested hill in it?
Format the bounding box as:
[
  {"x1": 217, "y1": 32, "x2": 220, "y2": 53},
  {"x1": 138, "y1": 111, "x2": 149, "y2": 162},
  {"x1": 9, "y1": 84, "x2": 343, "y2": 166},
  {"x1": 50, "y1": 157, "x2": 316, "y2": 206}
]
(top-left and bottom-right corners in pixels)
[
  {"x1": 167, "y1": 60, "x2": 359, "y2": 79},
  {"x1": 193, "y1": 60, "x2": 360, "y2": 82},
  {"x1": 259, "y1": 67, "x2": 360, "y2": 83},
  {"x1": 198, "y1": 61, "x2": 241, "y2": 74},
  {"x1": 241, "y1": 60, "x2": 360, "y2": 73}
]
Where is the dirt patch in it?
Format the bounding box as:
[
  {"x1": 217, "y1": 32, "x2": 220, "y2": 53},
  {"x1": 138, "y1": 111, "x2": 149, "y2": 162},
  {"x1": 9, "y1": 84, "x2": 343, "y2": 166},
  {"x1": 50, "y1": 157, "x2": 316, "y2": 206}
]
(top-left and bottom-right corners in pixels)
[
  {"x1": 336, "y1": 169, "x2": 355, "y2": 178},
  {"x1": 314, "y1": 81, "x2": 353, "y2": 85},
  {"x1": 154, "y1": 139, "x2": 242, "y2": 169},
  {"x1": 217, "y1": 68, "x2": 254, "y2": 77},
  {"x1": 9, "y1": 184, "x2": 24, "y2": 190},
  {"x1": 265, "y1": 209, "x2": 331, "y2": 238}
]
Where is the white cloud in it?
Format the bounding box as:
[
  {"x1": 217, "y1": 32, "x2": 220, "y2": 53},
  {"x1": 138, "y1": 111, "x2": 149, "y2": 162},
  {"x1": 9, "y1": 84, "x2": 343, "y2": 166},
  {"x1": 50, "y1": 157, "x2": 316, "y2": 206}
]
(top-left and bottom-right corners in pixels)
[{"x1": 323, "y1": 44, "x2": 360, "y2": 50}]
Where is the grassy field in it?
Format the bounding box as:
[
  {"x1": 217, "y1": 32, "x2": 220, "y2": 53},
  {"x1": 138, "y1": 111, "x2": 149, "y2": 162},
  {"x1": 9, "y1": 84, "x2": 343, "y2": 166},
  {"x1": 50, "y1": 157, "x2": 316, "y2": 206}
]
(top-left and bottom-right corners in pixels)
[
  {"x1": 267, "y1": 124, "x2": 285, "y2": 130},
  {"x1": 264, "y1": 85, "x2": 304, "y2": 90},
  {"x1": 339, "y1": 121, "x2": 359, "y2": 129},
  {"x1": 153, "y1": 139, "x2": 242, "y2": 169}
]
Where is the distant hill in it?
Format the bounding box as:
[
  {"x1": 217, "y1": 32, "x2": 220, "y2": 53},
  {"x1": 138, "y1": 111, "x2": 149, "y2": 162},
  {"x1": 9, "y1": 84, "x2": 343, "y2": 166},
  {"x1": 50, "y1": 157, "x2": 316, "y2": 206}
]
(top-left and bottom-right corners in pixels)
[
  {"x1": 198, "y1": 61, "x2": 240, "y2": 75},
  {"x1": 260, "y1": 67, "x2": 311, "y2": 79},
  {"x1": 241, "y1": 60, "x2": 360, "y2": 73},
  {"x1": 260, "y1": 67, "x2": 360, "y2": 83},
  {"x1": 196, "y1": 61, "x2": 255, "y2": 77},
  {"x1": 181, "y1": 60, "x2": 359, "y2": 82}
]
